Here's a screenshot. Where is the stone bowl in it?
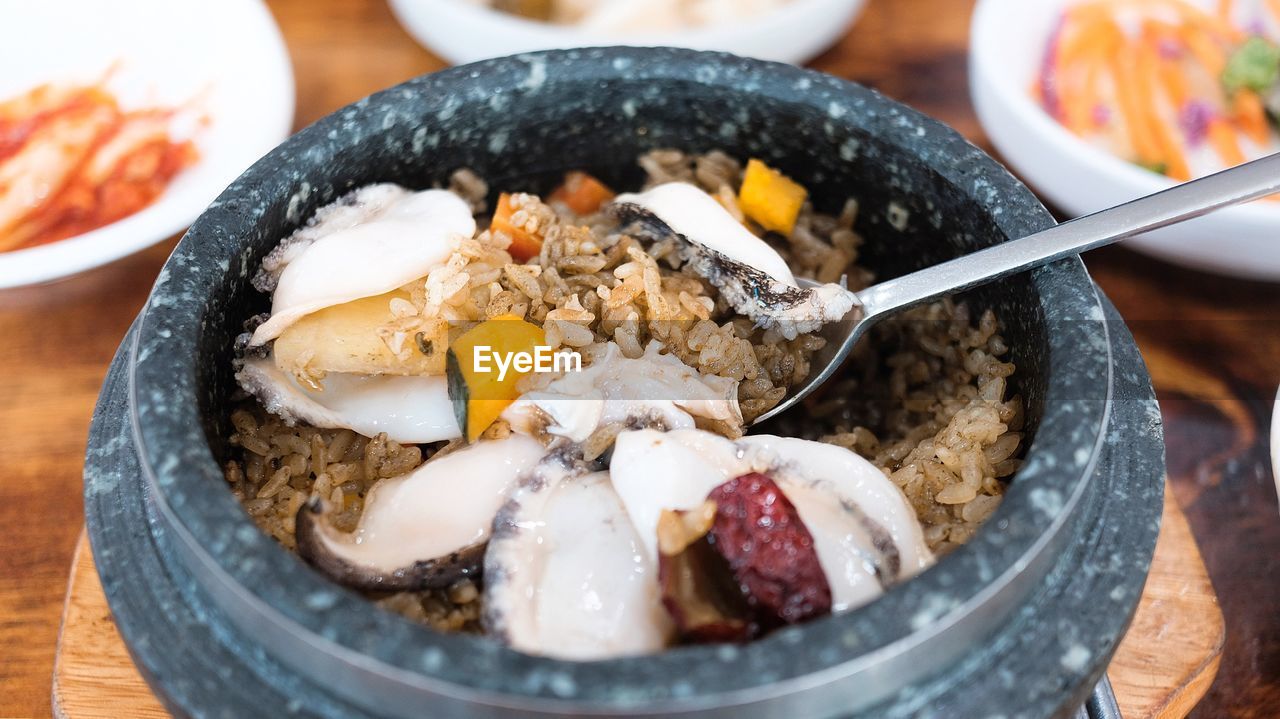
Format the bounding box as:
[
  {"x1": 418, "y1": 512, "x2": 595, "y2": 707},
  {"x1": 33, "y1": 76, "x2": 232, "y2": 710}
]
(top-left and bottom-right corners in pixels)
[{"x1": 86, "y1": 48, "x2": 1164, "y2": 718}]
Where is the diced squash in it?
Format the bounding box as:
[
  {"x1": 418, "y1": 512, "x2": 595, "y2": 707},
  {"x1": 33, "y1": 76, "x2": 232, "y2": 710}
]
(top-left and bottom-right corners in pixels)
[
  {"x1": 446, "y1": 315, "x2": 546, "y2": 441},
  {"x1": 737, "y1": 159, "x2": 808, "y2": 236},
  {"x1": 274, "y1": 290, "x2": 444, "y2": 379},
  {"x1": 491, "y1": 192, "x2": 543, "y2": 262},
  {"x1": 548, "y1": 171, "x2": 616, "y2": 215}
]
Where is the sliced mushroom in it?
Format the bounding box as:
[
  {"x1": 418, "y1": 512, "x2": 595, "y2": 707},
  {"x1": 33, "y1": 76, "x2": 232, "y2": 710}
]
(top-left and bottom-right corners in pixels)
[
  {"x1": 484, "y1": 454, "x2": 674, "y2": 659},
  {"x1": 237, "y1": 357, "x2": 461, "y2": 445},
  {"x1": 609, "y1": 429, "x2": 933, "y2": 613},
  {"x1": 295, "y1": 434, "x2": 546, "y2": 591},
  {"x1": 610, "y1": 182, "x2": 857, "y2": 339}
]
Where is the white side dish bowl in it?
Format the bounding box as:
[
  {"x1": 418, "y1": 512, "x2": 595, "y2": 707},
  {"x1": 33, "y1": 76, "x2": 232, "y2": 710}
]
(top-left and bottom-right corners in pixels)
[
  {"x1": 1272, "y1": 386, "x2": 1280, "y2": 511},
  {"x1": 386, "y1": 0, "x2": 867, "y2": 66},
  {"x1": 0, "y1": 0, "x2": 294, "y2": 288},
  {"x1": 970, "y1": 0, "x2": 1280, "y2": 281}
]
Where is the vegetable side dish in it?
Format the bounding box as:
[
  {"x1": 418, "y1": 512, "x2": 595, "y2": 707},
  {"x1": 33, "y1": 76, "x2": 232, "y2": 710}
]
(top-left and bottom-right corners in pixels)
[
  {"x1": 224, "y1": 150, "x2": 1023, "y2": 659},
  {"x1": 1038, "y1": 0, "x2": 1280, "y2": 181},
  {"x1": 482, "y1": 0, "x2": 793, "y2": 32},
  {"x1": 0, "y1": 80, "x2": 199, "y2": 252}
]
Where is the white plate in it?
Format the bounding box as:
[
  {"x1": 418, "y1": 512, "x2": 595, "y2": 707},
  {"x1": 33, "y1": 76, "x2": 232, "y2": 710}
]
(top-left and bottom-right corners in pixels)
[
  {"x1": 386, "y1": 0, "x2": 867, "y2": 66},
  {"x1": 0, "y1": 0, "x2": 294, "y2": 288},
  {"x1": 970, "y1": 0, "x2": 1280, "y2": 281}
]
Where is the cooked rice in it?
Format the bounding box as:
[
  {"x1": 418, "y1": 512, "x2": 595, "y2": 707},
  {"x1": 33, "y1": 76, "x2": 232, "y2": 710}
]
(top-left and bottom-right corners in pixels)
[{"x1": 224, "y1": 149, "x2": 1023, "y2": 629}]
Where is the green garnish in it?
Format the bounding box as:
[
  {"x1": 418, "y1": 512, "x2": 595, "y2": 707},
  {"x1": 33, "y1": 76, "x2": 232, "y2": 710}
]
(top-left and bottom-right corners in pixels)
[
  {"x1": 1137, "y1": 160, "x2": 1169, "y2": 176},
  {"x1": 1222, "y1": 37, "x2": 1280, "y2": 95}
]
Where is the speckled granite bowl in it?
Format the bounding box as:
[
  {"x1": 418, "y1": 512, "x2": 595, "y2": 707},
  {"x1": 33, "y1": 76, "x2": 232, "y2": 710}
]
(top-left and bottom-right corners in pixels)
[{"x1": 86, "y1": 48, "x2": 1164, "y2": 718}]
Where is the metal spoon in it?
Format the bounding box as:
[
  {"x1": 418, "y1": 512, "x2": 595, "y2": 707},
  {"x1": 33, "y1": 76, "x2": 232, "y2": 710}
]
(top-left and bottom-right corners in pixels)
[{"x1": 755, "y1": 152, "x2": 1280, "y2": 425}]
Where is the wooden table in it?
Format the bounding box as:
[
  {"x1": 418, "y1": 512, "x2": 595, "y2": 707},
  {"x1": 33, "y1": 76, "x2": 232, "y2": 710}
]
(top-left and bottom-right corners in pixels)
[{"x1": 2, "y1": 0, "x2": 1277, "y2": 716}]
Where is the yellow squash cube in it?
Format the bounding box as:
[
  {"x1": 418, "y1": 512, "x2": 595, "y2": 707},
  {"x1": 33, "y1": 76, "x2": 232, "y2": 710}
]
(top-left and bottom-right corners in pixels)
[
  {"x1": 737, "y1": 158, "x2": 808, "y2": 236},
  {"x1": 446, "y1": 315, "x2": 547, "y2": 441}
]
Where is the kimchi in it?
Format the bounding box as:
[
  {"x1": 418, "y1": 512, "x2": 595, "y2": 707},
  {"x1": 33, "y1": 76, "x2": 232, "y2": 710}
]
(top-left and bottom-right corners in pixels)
[{"x1": 0, "y1": 81, "x2": 199, "y2": 252}]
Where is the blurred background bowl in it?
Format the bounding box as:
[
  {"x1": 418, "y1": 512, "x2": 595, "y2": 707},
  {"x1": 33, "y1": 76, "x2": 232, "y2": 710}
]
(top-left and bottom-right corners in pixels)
[
  {"x1": 969, "y1": 0, "x2": 1280, "y2": 281},
  {"x1": 386, "y1": 0, "x2": 867, "y2": 65},
  {"x1": 1273, "y1": 387, "x2": 1280, "y2": 510}
]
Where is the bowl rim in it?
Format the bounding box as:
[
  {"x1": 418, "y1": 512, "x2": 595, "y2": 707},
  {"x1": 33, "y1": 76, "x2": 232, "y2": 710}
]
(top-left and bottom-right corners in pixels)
[
  {"x1": 124, "y1": 47, "x2": 1113, "y2": 712},
  {"x1": 969, "y1": 0, "x2": 1280, "y2": 224}
]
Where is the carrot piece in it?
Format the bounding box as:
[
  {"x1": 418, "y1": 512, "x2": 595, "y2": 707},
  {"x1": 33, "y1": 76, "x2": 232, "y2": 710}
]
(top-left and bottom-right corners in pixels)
[
  {"x1": 1207, "y1": 118, "x2": 1246, "y2": 166},
  {"x1": 1177, "y1": 22, "x2": 1228, "y2": 75},
  {"x1": 491, "y1": 192, "x2": 543, "y2": 262},
  {"x1": 1232, "y1": 89, "x2": 1271, "y2": 145},
  {"x1": 1057, "y1": 13, "x2": 1124, "y2": 66},
  {"x1": 1111, "y1": 39, "x2": 1166, "y2": 168},
  {"x1": 1269, "y1": 0, "x2": 1280, "y2": 24},
  {"x1": 1137, "y1": 36, "x2": 1191, "y2": 180},
  {"x1": 1167, "y1": 0, "x2": 1244, "y2": 42},
  {"x1": 1055, "y1": 15, "x2": 1125, "y2": 133},
  {"x1": 548, "y1": 171, "x2": 615, "y2": 215},
  {"x1": 1217, "y1": 0, "x2": 1233, "y2": 22},
  {"x1": 1156, "y1": 53, "x2": 1192, "y2": 107},
  {"x1": 1062, "y1": 64, "x2": 1098, "y2": 134}
]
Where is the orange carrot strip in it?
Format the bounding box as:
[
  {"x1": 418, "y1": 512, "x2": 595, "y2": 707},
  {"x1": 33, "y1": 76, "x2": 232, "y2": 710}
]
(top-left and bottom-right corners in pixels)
[
  {"x1": 1156, "y1": 55, "x2": 1192, "y2": 107},
  {"x1": 1111, "y1": 37, "x2": 1166, "y2": 167},
  {"x1": 1063, "y1": 57, "x2": 1113, "y2": 134},
  {"x1": 1060, "y1": 63, "x2": 1094, "y2": 134},
  {"x1": 1054, "y1": 13, "x2": 1128, "y2": 133},
  {"x1": 1207, "y1": 118, "x2": 1246, "y2": 166},
  {"x1": 1217, "y1": 0, "x2": 1233, "y2": 22},
  {"x1": 1177, "y1": 22, "x2": 1228, "y2": 75},
  {"x1": 1094, "y1": 0, "x2": 1242, "y2": 41},
  {"x1": 1168, "y1": 0, "x2": 1244, "y2": 42},
  {"x1": 1058, "y1": 12, "x2": 1125, "y2": 68},
  {"x1": 1137, "y1": 36, "x2": 1191, "y2": 179},
  {"x1": 1232, "y1": 90, "x2": 1270, "y2": 145},
  {"x1": 1269, "y1": 0, "x2": 1280, "y2": 24}
]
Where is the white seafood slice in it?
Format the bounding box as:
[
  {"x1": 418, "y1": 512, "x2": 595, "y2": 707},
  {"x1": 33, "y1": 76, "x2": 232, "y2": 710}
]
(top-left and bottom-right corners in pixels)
[
  {"x1": 616, "y1": 182, "x2": 797, "y2": 284},
  {"x1": 610, "y1": 183, "x2": 856, "y2": 339},
  {"x1": 484, "y1": 460, "x2": 674, "y2": 660},
  {"x1": 295, "y1": 434, "x2": 546, "y2": 591},
  {"x1": 237, "y1": 357, "x2": 461, "y2": 444},
  {"x1": 610, "y1": 429, "x2": 933, "y2": 612},
  {"x1": 250, "y1": 187, "x2": 476, "y2": 346},
  {"x1": 501, "y1": 341, "x2": 743, "y2": 442}
]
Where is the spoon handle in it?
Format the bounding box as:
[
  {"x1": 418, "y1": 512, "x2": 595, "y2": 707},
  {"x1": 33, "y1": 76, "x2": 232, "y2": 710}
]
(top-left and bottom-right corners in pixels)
[{"x1": 854, "y1": 152, "x2": 1280, "y2": 318}]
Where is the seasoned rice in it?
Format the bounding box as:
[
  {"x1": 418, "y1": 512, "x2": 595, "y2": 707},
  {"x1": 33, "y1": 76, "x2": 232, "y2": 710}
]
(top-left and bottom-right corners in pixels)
[{"x1": 224, "y1": 149, "x2": 1023, "y2": 629}]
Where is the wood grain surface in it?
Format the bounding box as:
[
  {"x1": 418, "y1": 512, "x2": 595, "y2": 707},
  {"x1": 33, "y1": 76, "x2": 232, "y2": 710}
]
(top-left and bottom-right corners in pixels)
[
  {"x1": 52, "y1": 537, "x2": 168, "y2": 719},
  {"x1": 2, "y1": 0, "x2": 1277, "y2": 716},
  {"x1": 1107, "y1": 489, "x2": 1225, "y2": 719}
]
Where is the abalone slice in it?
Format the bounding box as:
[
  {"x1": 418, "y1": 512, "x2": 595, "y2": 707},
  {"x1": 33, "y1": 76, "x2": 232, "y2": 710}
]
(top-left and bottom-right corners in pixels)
[
  {"x1": 610, "y1": 429, "x2": 933, "y2": 613},
  {"x1": 502, "y1": 340, "x2": 743, "y2": 443},
  {"x1": 484, "y1": 456, "x2": 673, "y2": 659},
  {"x1": 237, "y1": 357, "x2": 461, "y2": 444},
  {"x1": 250, "y1": 187, "x2": 476, "y2": 346},
  {"x1": 295, "y1": 434, "x2": 546, "y2": 591},
  {"x1": 610, "y1": 182, "x2": 857, "y2": 339}
]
